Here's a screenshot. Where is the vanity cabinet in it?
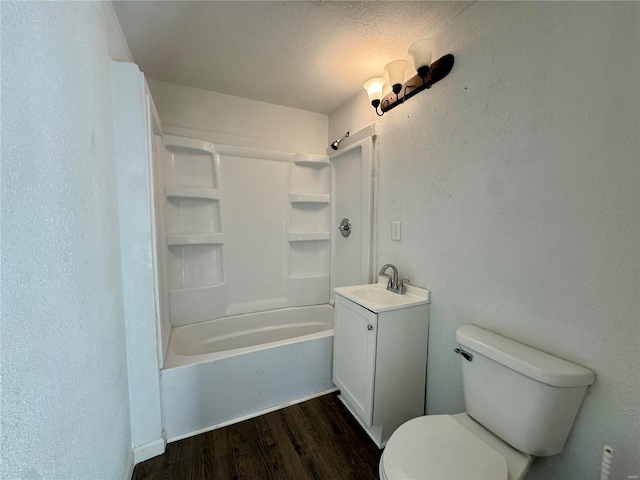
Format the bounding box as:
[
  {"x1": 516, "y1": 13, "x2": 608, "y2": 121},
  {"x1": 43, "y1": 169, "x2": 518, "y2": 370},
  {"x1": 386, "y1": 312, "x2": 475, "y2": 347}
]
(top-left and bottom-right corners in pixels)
[
  {"x1": 333, "y1": 295, "x2": 378, "y2": 425},
  {"x1": 333, "y1": 289, "x2": 430, "y2": 448}
]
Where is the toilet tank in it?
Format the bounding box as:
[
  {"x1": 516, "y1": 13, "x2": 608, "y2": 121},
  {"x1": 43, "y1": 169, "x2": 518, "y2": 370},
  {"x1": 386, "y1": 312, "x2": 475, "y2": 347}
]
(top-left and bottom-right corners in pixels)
[{"x1": 456, "y1": 325, "x2": 595, "y2": 457}]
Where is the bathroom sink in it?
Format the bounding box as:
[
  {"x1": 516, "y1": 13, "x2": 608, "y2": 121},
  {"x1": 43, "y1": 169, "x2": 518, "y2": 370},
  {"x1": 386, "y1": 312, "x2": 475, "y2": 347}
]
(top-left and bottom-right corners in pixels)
[
  {"x1": 334, "y1": 278, "x2": 430, "y2": 313},
  {"x1": 351, "y1": 287, "x2": 408, "y2": 306}
]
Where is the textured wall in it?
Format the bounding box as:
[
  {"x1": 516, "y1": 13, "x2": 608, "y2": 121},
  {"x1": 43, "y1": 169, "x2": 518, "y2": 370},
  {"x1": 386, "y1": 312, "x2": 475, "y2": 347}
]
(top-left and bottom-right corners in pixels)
[
  {"x1": 329, "y1": 2, "x2": 639, "y2": 479},
  {"x1": 147, "y1": 79, "x2": 329, "y2": 154},
  {"x1": 1, "y1": 3, "x2": 134, "y2": 479}
]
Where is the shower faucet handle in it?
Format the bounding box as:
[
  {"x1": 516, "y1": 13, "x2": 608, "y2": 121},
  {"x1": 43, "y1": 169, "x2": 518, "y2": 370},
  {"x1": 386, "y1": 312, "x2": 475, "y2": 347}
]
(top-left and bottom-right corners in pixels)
[{"x1": 338, "y1": 218, "x2": 351, "y2": 237}]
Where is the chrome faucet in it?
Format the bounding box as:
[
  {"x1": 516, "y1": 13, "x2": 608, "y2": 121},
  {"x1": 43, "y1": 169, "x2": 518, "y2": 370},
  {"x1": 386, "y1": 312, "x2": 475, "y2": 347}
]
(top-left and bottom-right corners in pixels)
[{"x1": 378, "y1": 264, "x2": 409, "y2": 294}]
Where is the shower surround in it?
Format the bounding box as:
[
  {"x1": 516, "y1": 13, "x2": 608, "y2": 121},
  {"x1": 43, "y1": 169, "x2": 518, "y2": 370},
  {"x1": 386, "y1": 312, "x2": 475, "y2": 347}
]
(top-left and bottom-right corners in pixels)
[
  {"x1": 155, "y1": 134, "x2": 367, "y2": 440},
  {"x1": 159, "y1": 136, "x2": 331, "y2": 326}
]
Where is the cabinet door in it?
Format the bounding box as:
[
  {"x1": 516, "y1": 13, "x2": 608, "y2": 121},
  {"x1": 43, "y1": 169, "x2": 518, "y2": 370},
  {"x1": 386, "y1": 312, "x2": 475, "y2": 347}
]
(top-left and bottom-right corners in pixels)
[{"x1": 333, "y1": 295, "x2": 377, "y2": 426}]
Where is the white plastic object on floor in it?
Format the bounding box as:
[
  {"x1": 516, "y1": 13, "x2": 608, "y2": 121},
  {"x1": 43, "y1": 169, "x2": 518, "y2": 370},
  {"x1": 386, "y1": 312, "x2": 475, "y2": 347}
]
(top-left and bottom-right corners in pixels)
[{"x1": 599, "y1": 445, "x2": 613, "y2": 480}]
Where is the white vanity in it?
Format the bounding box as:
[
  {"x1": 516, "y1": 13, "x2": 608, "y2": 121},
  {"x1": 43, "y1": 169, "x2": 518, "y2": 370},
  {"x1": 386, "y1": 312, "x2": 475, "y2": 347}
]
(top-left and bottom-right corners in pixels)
[{"x1": 333, "y1": 277, "x2": 431, "y2": 447}]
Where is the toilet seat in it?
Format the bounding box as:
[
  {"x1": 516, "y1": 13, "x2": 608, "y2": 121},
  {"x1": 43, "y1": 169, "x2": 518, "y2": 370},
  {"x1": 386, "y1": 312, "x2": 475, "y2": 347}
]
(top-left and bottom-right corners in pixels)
[{"x1": 380, "y1": 415, "x2": 509, "y2": 480}]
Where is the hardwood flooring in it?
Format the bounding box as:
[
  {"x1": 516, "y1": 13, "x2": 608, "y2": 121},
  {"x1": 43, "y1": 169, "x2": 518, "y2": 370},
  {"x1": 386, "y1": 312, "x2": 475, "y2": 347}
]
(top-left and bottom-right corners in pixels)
[{"x1": 133, "y1": 392, "x2": 382, "y2": 480}]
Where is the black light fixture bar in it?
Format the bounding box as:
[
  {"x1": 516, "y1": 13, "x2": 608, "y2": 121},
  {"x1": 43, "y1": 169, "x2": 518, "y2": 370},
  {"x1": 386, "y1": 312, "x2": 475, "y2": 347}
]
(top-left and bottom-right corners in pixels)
[{"x1": 380, "y1": 54, "x2": 455, "y2": 113}]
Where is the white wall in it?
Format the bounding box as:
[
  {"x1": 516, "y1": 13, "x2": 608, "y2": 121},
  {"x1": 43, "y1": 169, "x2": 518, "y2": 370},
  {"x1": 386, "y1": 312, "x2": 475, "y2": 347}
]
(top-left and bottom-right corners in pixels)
[
  {"x1": 1, "y1": 3, "x2": 135, "y2": 479},
  {"x1": 329, "y1": 2, "x2": 639, "y2": 479},
  {"x1": 147, "y1": 79, "x2": 328, "y2": 155}
]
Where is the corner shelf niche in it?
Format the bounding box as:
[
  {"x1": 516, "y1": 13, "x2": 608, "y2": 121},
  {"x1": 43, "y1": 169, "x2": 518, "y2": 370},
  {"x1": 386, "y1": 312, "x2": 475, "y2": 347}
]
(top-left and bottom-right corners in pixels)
[
  {"x1": 286, "y1": 155, "x2": 331, "y2": 300},
  {"x1": 294, "y1": 153, "x2": 330, "y2": 166},
  {"x1": 163, "y1": 135, "x2": 226, "y2": 326},
  {"x1": 166, "y1": 233, "x2": 225, "y2": 246},
  {"x1": 165, "y1": 186, "x2": 222, "y2": 201},
  {"x1": 289, "y1": 193, "x2": 330, "y2": 204},
  {"x1": 287, "y1": 273, "x2": 330, "y2": 279},
  {"x1": 287, "y1": 232, "x2": 330, "y2": 242}
]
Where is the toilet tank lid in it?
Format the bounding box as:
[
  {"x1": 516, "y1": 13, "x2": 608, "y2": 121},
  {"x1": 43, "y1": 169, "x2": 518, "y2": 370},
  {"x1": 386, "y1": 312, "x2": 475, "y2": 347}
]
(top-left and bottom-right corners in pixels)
[{"x1": 456, "y1": 325, "x2": 595, "y2": 388}]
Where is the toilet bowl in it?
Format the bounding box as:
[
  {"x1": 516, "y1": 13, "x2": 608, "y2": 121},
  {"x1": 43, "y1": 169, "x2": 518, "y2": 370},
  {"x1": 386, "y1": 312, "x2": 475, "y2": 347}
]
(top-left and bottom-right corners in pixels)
[
  {"x1": 379, "y1": 325, "x2": 594, "y2": 480},
  {"x1": 379, "y1": 413, "x2": 532, "y2": 480}
]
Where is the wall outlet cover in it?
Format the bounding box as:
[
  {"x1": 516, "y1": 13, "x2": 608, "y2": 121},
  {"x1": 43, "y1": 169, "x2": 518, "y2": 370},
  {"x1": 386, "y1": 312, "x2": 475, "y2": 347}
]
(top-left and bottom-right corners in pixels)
[{"x1": 391, "y1": 221, "x2": 401, "y2": 241}]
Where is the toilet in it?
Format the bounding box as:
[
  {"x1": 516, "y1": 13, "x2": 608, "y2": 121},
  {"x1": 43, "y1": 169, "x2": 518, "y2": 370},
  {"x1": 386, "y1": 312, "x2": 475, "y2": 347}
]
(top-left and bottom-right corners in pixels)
[{"x1": 380, "y1": 324, "x2": 595, "y2": 480}]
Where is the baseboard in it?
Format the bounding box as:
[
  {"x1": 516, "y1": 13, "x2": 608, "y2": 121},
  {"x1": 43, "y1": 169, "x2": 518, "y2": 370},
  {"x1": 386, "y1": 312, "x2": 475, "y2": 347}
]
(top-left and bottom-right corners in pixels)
[
  {"x1": 125, "y1": 449, "x2": 135, "y2": 480},
  {"x1": 133, "y1": 437, "x2": 166, "y2": 464},
  {"x1": 167, "y1": 387, "x2": 338, "y2": 443}
]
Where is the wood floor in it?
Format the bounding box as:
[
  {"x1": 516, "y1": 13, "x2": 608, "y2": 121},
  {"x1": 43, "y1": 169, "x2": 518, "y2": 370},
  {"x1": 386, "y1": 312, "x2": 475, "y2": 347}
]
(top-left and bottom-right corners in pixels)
[{"x1": 133, "y1": 392, "x2": 382, "y2": 480}]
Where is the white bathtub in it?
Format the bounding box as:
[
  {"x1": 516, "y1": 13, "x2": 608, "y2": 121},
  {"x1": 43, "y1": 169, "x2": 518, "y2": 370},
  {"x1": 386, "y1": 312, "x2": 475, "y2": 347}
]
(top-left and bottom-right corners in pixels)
[{"x1": 161, "y1": 305, "x2": 336, "y2": 441}]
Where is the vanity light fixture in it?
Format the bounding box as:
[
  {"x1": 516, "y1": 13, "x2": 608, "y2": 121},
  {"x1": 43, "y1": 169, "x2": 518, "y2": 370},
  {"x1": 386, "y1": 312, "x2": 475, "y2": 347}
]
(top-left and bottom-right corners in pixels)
[{"x1": 363, "y1": 38, "x2": 454, "y2": 116}]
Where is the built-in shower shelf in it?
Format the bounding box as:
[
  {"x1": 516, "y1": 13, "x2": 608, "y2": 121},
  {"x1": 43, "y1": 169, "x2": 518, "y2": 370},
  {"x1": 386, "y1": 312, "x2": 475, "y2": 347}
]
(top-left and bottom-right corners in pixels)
[
  {"x1": 289, "y1": 193, "x2": 330, "y2": 204},
  {"x1": 287, "y1": 232, "x2": 330, "y2": 242},
  {"x1": 167, "y1": 233, "x2": 225, "y2": 246},
  {"x1": 165, "y1": 186, "x2": 222, "y2": 200},
  {"x1": 287, "y1": 274, "x2": 330, "y2": 280},
  {"x1": 169, "y1": 282, "x2": 226, "y2": 294},
  {"x1": 293, "y1": 153, "x2": 330, "y2": 167}
]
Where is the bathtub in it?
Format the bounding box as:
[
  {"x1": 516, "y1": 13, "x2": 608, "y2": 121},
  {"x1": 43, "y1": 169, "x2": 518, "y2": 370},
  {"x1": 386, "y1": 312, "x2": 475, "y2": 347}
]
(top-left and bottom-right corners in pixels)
[{"x1": 161, "y1": 305, "x2": 336, "y2": 441}]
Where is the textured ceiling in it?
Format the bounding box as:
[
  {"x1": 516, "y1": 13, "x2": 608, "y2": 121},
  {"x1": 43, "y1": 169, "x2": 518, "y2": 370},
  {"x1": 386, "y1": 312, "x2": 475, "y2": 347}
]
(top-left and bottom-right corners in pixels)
[{"x1": 113, "y1": 1, "x2": 470, "y2": 115}]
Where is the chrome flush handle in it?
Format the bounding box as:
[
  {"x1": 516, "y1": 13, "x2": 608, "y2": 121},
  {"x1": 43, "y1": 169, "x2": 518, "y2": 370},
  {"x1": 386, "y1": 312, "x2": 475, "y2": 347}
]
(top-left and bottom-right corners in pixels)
[{"x1": 453, "y1": 348, "x2": 473, "y2": 362}]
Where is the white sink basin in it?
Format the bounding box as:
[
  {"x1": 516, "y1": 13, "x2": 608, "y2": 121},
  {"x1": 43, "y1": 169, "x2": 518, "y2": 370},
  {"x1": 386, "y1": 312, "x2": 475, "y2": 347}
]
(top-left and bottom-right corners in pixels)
[
  {"x1": 335, "y1": 278, "x2": 430, "y2": 313},
  {"x1": 351, "y1": 287, "x2": 408, "y2": 305}
]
